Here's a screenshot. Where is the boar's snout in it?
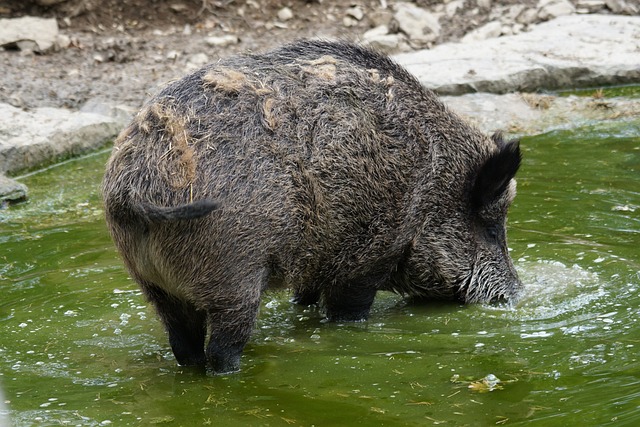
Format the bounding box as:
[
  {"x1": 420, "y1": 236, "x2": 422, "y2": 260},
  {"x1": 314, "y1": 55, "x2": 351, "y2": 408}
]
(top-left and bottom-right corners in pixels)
[
  {"x1": 489, "y1": 278, "x2": 522, "y2": 305},
  {"x1": 460, "y1": 249, "x2": 522, "y2": 305}
]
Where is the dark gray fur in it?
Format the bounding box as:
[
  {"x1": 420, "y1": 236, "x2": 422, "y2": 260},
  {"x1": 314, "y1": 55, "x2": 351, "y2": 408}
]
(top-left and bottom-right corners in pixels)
[{"x1": 102, "y1": 39, "x2": 522, "y2": 374}]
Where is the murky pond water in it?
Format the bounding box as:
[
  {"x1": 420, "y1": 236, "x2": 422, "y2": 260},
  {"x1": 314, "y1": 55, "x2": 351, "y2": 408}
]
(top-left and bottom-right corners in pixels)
[{"x1": 1, "y1": 116, "x2": 639, "y2": 426}]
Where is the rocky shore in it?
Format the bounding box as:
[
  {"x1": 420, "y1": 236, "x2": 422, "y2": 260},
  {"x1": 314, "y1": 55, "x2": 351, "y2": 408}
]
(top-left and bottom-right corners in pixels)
[{"x1": 1, "y1": 0, "x2": 639, "y2": 204}]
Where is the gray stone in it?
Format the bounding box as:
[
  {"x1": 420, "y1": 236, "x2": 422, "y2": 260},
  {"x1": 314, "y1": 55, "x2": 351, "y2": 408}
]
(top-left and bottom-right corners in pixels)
[
  {"x1": 537, "y1": 0, "x2": 576, "y2": 20},
  {"x1": 0, "y1": 174, "x2": 27, "y2": 204},
  {"x1": 0, "y1": 103, "x2": 123, "y2": 176},
  {"x1": 277, "y1": 7, "x2": 294, "y2": 22},
  {"x1": 443, "y1": 92, "x2": 640, "y2": 136},
  {"x1": 363, "y1": 33, "x2": 408, "y2": 53},
  {"x1": 80, "y1": 99, "x2": 136, "y2": 126},
  {"x1": 393, "y1": 3, "x2": 441, "y2": 44},
  {"x1": 461, "y1": 21, "x2": 503, "y2": 42},
  {"x1": 605, "y1": 0, "x2": 637, "y2": 13},
  {"x1": 204, "y1": 35, "x2": 240, "y2": 47},
  {"x1": 346, "y1": 6, "x2": 365, "y2": 21},
  {"x1": 343, "y1": 16, "x2": 359, "y2": 27},
  {"x1": 516, "y1": 8, "x2": 539, "y2": 24},
  {"x1": 393, "y1": 14, "x2": 640, "y2": 95},
  {"x1": 185, "y1": 53, "x2": 209, "y2": 72},
  {"x1": 505, "y1": 5, "x2": 527, "y2": 21},
  {"x1": 445, "y1": 0, "x2": 465, "y2": 17},
  {"x1": 363, "y1": 25, "x2": 390, "y2": 39},
  {"x1": 576, "y1": 0, "x2": 606, "y2": 13},
  {"x1": 35, "y1": 0, "x2": 69, "y2": 5},
  {"x1": 56, "y1": 34, "x2": 72, "y2": 49},
  {"x1": 0, "y1": 17, "x2": 59, "y2": 52}
]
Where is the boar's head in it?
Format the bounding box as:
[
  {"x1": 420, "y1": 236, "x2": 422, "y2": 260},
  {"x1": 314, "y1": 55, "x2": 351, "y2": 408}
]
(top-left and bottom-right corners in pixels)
[{"x1": 400, "y1": 134, "x2": 522, "y2": 304}]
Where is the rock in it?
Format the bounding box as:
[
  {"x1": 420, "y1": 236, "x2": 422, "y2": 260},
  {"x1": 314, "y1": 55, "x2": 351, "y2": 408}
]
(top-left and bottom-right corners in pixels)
[
  {"x1": 343, "y1": 16, "x2": 359, "y2": 27},
  {"x1": 0, "y1": 17, "x2": 59, "y2": 53},
  {"x1": 443, "y1": 92, "x2": 640, "y2": 136},
  {"x1": 537, "y1": 0, "x2": 576, "y2": 21},
  {"x1": 185, "y1": 53, "x2": 209, "y2": 72},
  {"x1": 166, "y1": 50, "x2": 180, "y2": 60},
  {"x1": 80, "y1": 99, "x2": 136, "y2": 126},
  {"x1": 576, "y1": 0, "x2": 606, "y2": 13},
  {"x1": 204, "y1": 35, "x2": 240, "y2": 47},
  {"x1": 363, "y1": 33, "x2": 408, "y2": 53},
  {"x1": 393, "y1": 15, "x2": 640, "y2": 95},
  {"x1": 0, "y1": 103, "x2": 122, "y2": 177},
  {"x1": 56, "y1": 34, "x2": 71, "y2": 49},
  {"x1": 169, "y1": 3, "x2": 188, "y2": 13},
  {"x1": 277, "y1": 7, "x2": 294, "y2": 22},
  {"x1": 605, "y1": 0, "x2": 638, "y2": 14},
  {"x1": 370, "y1": 9, "x2": 394, "y2": 27},
  {"x1": 516, "y1": 8, "x2": 539, "y2": 24},
  {"x1": 35, "y1": 0, "x2": 69, "y2": 5},
  {"x1": 346, "y1": 6, "x2": 365, "y2": 21},
  {"x1": 505, "y1": 5, "x2": 526, "y2": 21},
  {"x1": 0, "y1": 174, "x2": 27, "y2": 204},
  {"x1": 392, "y1": 3, "x2": 441, "y2": 44},
  {"x1": 445, "y1": 0, "x2": 465, "y2": 17},
  {"x1": 363, "y1": 25, "x2": 390, "y2": 39},
  {"x1": 500, "y1": 25, "x2": 513, "y2": 36},
  {"x1": 16, "y1": 40, "x2": 39, "y2": 53},
  {"x1": 461, "y1": 21, "x2": 503, "y2": 42},
  {"x1": 477, "y1": 0, "x2": 493, "y2": 10},
  {"x1": 362, "y1": 25, "x2": 411, "y2": 53}
]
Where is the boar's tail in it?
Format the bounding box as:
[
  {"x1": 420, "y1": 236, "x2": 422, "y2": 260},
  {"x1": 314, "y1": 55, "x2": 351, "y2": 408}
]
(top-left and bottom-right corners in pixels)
[{"x1": 137, "y1": 199, "x2": 219, "y2": 222}]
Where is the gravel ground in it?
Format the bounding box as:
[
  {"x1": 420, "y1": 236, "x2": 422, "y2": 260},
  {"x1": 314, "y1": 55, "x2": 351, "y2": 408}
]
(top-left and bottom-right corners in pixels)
[{"x1": 0, "y1": 0, "x2": 560, "y2": 110}]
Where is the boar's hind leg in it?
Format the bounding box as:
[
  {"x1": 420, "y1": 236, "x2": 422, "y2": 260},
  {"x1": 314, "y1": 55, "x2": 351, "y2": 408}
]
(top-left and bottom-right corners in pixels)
[
  {"x1": 145, "y1": 285, "x2": 207, "y2": 367},
  {"x1": 324, "y1": 282, "x2": 377, "y2": 322},
  {"x1": 204, "y1": 286, "x2": 262, "y2": 375}
]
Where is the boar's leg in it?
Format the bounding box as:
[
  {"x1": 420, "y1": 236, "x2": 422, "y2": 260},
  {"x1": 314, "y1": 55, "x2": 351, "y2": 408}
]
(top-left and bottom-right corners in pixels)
[
  {"x1": 145, "y1": 285, "x2": 207, "y2": 367},
  {"x1": 204, "y1": 286, "x2": 262, "y2": 375},
  {"x1": 291, "y1": 288, "x2": 321, "y2": 306},
  {"x1": 324, "y1": 282, "x2": 378, "y2": 322}
]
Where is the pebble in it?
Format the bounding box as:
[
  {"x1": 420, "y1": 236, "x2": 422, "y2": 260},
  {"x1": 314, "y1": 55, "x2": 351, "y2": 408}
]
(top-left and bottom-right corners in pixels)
[
  {"x1": 393, "y1": 3, "x2": 441, "y2": 44},
  {"x1": 204, "y1": 35, "x2": 239, "y2": 47},
  {"x1": 346, "y1": 6, "x2": 364, "y2": 21},
  {"x1": 461, "y1": 20, "x2": 502, "y2": 42},
  {"x1": 343, "y1": 16, "x2": 359, "y2": 27},
  {"x1": 537, "y1": 0, "x2": 576, "y2": 20},
  {"x1": 606, "y1": 0, "x2": 638, "y2": 14},
  {"x1": 277, "y1": 7, "x2": 294, "y2": 22}
]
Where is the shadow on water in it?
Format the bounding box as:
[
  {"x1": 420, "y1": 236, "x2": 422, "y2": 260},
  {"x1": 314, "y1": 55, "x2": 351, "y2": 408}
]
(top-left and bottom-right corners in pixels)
[{"x1": 1, "y1": 117, "x2": 639, "y2": 425}]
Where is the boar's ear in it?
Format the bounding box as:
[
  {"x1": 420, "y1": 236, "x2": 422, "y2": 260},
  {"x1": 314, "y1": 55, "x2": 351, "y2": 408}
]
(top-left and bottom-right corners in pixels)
[{"x1": 472, "y1": 136, "x2": 521, "y2": 207}]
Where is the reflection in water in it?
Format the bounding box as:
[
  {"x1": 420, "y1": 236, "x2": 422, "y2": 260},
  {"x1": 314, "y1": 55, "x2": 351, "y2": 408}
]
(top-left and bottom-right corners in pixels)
[{"x1": 1, "y1": 120, "x2": 639, "y2": 425}]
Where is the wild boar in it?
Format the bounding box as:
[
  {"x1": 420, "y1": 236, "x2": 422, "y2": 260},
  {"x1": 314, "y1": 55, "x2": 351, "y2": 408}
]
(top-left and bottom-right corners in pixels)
[{"x1": 102, "y1": 39, "x2": 522, "y2": 374}]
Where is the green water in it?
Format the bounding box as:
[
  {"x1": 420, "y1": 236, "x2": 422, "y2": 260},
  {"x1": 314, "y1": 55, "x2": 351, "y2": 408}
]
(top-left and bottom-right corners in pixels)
[
  {"x1": 1, "y1": 119, "x2": 639, "y2": 426},
  {"x1": 557, "y1": 85, "x2": 640, "y2": 99}
]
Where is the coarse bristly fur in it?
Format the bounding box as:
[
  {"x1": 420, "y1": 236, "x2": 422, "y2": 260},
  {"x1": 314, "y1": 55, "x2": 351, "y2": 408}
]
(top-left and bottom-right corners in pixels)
[{"x1": 102, "y1": 39, "x2": 523, "y2": 375}]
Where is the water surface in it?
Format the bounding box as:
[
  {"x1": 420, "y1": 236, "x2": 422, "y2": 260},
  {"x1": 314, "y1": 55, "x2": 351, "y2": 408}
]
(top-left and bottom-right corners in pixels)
[{"x1": 1, "y1": 118, "x2": 639, "y2": 426}]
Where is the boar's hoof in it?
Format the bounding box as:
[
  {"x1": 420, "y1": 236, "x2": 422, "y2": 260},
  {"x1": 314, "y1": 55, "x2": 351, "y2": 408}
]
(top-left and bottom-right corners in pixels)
[
  {"x1": 291, "y1": 289, "x2": 321, "y2": 306},
  {"x1": 207, "y1": 354, "x2": 241, "y2": 376},
  {"x1": 206, "y1": 341, "x2": 245, "y2": 375},
  {"x1": 325, "y1": 304, "x2": 373, "y2": 323},
  {"x1": 325, "y1": 287, "x2": 377, "y2": 322}
]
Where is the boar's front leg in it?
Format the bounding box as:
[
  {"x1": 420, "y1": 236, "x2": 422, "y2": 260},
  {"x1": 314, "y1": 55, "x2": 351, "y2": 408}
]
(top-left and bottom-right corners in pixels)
[
  {"x1": 324, "y1": 281, "x2": 378, "y2": 322},
  {"x1": 144, "y1": 285, "x2": 207, "y2": 367}
]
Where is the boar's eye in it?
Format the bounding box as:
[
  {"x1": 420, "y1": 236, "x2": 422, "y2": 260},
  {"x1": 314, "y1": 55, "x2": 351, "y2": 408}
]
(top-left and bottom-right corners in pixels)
[{"x1": 472, "y1": 137, "x2": 521, "y2": 208}]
